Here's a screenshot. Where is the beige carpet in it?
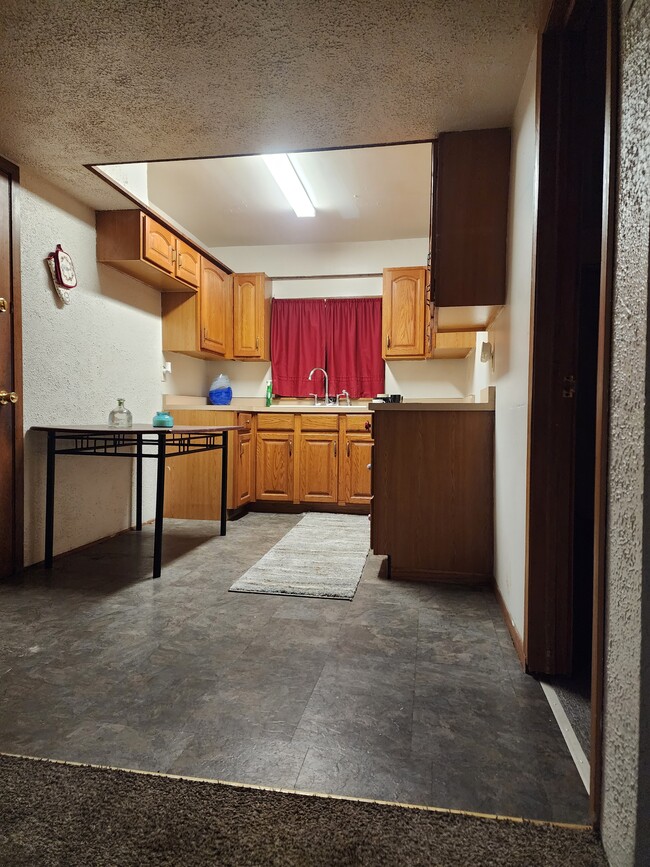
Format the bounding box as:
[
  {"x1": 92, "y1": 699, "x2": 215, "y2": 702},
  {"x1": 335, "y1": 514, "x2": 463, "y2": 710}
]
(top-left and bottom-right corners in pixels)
[{"x1": 229, "y1": 513, "x2": 370, "y2": 599}]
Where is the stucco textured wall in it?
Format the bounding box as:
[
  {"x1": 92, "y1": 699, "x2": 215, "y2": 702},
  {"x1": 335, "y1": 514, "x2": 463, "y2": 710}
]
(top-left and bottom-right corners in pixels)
[
  {"x1": 602, "y1": 1, "x2": 650, "y2": 864},
  {"x1": 20, "y1": 171, "x2": 168, "y2": 565}
]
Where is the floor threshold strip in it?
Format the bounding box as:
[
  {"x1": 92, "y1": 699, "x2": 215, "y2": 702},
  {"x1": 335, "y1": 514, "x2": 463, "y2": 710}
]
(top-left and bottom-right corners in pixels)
[{"x1": 540, "y1": 682, "x2": 590, "y2": 794}]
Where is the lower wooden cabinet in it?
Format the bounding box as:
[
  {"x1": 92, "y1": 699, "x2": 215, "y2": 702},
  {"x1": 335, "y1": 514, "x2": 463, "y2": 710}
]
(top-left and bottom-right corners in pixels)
[
  {"x1": 236, "y1": 431, "x2": 255, "y2": 507},
  {"x1": 299, "y1": 433, "x2": 338, "y2": 503},
  {"x1": 342, "y1": 434, "x2": 373, "y2": 505},
  {"x1": 164, "y1": 410, "x2": 373, "y2": 518},
  {"x1": 256, "y1": 431, "x2": 294, "y2": 501}
]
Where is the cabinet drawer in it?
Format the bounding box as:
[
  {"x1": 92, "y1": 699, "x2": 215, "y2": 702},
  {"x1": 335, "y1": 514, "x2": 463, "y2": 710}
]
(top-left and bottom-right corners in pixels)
[
  {"x1": 346, "y1": 414, "x2": 373, "y2": 432},
  {"x1": 238, "y1": 413, "x2": 253, "y2": 430},
  {"x1": 256, "y1": 413, "x2": 295, "y2": 431},
  {"x1": 300, "y1": 414, "x2": 339, "y2": 432}
]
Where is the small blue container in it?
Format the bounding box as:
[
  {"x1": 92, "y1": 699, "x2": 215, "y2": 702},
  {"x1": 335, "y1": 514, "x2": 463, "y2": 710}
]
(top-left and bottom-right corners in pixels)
[{"x1": 153, "y1": 410, "x2": 174, "y2": 428}]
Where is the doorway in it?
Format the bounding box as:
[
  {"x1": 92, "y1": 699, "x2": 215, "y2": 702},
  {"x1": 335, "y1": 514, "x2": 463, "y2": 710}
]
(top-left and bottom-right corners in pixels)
[
  {"x1": 0, "y1": 158, "x2": 23, "y2": 580},
  {"x1": 525, "y1": 0, "x2": 616, "y2": 822}
]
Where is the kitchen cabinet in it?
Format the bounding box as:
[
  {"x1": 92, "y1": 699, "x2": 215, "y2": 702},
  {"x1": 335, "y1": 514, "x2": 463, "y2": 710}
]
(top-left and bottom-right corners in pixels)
[
  {"x1": 342, "y1": 435, "x2": 373, "y2": 505},
  {"x1": 161, "y1": 257, "x2": 233, "y2": 359},
  {"x1": 233, "y1": 273, "x2": 271, "y2": 360},
  {"x1": 256, "y1": 431, "x2": 294, "y2": 501},
  {"x1": 97, "y1": 210, "x2": 210, "y2": 293},
  {"x1": 433, "y1": 128, "x2": 510, "y2": 331},
  {"x1": 233, "y1": 413, "x2": 255, "y2": 508},
  {"x1": 371, "y1": 394, "x2": 495, "y2": 583},
  {"x1": 299, "y1": 433, "x2": 338, "y2": 503},
  {"x1": 339, "y1": 413, "x2": 373, "y2": 506},
  {"x1": 382, "y1": 267, "x2": 431, "y2": 360}
]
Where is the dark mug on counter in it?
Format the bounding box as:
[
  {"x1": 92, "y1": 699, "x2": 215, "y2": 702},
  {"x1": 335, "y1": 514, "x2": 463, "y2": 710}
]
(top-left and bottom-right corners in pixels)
[{"x1": 388, "y1": 394, "x2": 403, "y2": 403}]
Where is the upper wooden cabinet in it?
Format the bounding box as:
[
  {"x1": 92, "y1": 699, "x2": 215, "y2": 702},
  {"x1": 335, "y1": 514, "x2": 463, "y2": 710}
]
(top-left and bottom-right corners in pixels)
[
  {"x1": 200, "y1": 258, "x2": 233, "y2": 357},
  {"x1": 433, "y1": 128, "x2": 511, "y2": 312},
  {"x1": 233, "y1": 273, "x2": 271, "y2": 361},
  {"x1": 382, "y1": 267, "x2": 431, "y2": 360},
  {"x1": 162, "y1": 256, "x2": 233, "y2": 359},
  {"x1": 97, "y1": 210, "x2": 207, "y2": 292}
]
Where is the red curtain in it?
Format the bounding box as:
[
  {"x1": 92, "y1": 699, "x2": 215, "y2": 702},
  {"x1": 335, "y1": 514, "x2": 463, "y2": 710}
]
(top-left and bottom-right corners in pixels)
[
  {"x1": 326, "y1": 298, "x2": 384, "y2": 399},
  {"x1": 270, "y1": 299, "x2": 327, "y2": 397}
]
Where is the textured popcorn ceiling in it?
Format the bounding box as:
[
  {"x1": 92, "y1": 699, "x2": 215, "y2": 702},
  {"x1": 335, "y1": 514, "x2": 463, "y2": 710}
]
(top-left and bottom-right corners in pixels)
[{"x1": 0, "y1": 0, "x2": 538, "y2": 210}]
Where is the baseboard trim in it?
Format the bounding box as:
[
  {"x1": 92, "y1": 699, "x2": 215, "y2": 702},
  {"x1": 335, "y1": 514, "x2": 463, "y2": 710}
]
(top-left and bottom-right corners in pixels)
[{"x1": 493, "y1": 579, "x2": 526, "y2": 668}]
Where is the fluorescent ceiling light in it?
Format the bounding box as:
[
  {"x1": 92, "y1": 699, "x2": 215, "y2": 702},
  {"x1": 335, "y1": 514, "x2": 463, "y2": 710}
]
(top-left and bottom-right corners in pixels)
[{"x1": 262, "y1": 153, "x2": 315, "y2": 218}]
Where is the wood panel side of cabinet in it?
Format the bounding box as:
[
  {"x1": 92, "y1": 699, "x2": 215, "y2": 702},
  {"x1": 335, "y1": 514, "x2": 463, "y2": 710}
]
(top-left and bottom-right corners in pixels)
[
  {"x1": 434, "y1": 128, "x2": 511, "y2": 308},
  {"x1": 372, "y1": 410, "x2": 494, "y2": 582},
  {"x1": 163, "y1": 410, "x2": 237, "y2": 519}
]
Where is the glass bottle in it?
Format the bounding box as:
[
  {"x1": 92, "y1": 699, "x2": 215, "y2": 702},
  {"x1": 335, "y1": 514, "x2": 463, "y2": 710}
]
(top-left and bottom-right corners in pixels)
[{"x1": 108, "y1": 398, "x2": 133, "y2": 428}]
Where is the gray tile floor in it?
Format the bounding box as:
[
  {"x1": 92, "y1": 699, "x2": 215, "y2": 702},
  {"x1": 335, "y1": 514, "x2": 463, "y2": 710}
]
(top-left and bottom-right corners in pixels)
[{"x1": 0, "y1": 513, "x2": 589, "y2": 823}]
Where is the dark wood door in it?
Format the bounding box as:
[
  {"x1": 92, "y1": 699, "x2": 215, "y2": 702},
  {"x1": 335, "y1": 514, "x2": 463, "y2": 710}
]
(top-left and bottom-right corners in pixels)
[
  {"x1": 0, "y1": 161, "x2": 22, "y2": 579},
  {"x1": 526, "y1": 1, "x2": 607, "y2": 676}
]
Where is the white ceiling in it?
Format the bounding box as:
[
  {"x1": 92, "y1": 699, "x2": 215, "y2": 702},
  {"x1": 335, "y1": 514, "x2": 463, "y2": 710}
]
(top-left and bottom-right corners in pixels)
[
  {"x1": 140, "y1": 144, "x2": 432, "y2": 247},
  {"x1": 0, "y1": 0, "x2": 540, "y2": 211}
]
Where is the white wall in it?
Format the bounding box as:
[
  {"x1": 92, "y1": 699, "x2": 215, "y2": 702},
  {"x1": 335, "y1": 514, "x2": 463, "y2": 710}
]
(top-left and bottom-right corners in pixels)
[
  {"x1": 20, "y1": 170, "x2": 205, "y2": 565},
  {"x1": 208, "y1": 238, "x2": 473, "y2": 399},
  {"x1": 467, "y1": 45, "x2": 537, "y2": 637},
  {"x1": 100, "y1": 163, "x2": 149, "y2": 205}
]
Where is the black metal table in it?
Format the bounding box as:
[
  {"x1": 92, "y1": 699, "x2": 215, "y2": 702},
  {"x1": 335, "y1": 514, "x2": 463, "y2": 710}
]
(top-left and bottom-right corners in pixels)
[{"x1": 32, "y1": 424, "x2": 243, "y2": 578}]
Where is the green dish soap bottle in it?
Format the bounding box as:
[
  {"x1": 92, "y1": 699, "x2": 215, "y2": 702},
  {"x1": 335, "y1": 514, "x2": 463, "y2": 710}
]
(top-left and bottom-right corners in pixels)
[{"x1": 265, "y1": 380, "x2": 273, "y2": 407}]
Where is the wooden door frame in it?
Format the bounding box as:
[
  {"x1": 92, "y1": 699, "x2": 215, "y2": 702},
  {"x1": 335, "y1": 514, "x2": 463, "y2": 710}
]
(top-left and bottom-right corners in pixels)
[
  {"x1": 0, "y1": 155, "x2": 24, "y2": 577},
  {"x1": 525, "y1": 0, "x2": 618, "y2": 825}
]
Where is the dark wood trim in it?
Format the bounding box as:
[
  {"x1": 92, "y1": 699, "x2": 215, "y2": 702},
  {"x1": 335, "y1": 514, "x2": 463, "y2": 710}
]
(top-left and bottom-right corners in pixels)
[
  {"x1": 493, "y1": 579, "x2": 526, "y2": 668},
  {"x1": 86, "y1": 137, "x2": 436, "y2": 169},
  {"x1": 0, "y1": 155, "x2": 23, "y2": 576},
  {"x1": 589, "y1": 0, "x2": 619, "y2": 828}
]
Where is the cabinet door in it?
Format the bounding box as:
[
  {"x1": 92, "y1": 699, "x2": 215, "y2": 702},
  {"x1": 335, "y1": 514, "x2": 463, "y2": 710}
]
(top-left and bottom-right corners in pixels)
[
  {"x1": 233, "y1": 274, "x2": 261, "y2": 357},
  {"x1": 142, "y1": 215, "x2": 175, "y2": 274},
  {"x1": 201, "y1": 258, "x2": 232, "y2": 357},
  {"x1": 299, "y1": 433, "x2": 338, "y2": 503},
  {"x1": 343, "y1": 435, "x2": 373, "y2": 504},
  {"x1": 434, "y1": 128, "x2": 510, "y2": 307},
  {"x1": 176, "y1": 239, "x2": 201, "y2": 288},
  {"x1": 236, "y1": 431, "x2": 255, "y2": 506},
  {"x1": 382, "y1": 268, "x2": 426, "y2": 358},
  {"x1": 256, "y1": 432, "x2": 294, "y2": 501}
]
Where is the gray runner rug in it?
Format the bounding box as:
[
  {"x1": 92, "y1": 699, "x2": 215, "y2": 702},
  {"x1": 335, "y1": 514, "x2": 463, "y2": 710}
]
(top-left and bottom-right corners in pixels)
[{"x1": 229, "y1": 513, "x2": 370, "y2": 600}]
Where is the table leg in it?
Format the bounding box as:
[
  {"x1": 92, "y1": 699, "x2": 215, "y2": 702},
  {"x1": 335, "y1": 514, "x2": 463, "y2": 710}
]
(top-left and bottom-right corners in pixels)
[
  {"x1": 135, "y1": 433, "x2": 143, "y2": 531},
  {"x1": 220, "y1": 431, "x2": 228, "y2": 536},
  {"x1": 153, "y1": 433, "x2": 166, "y2": 578},
  {"x1": 44, "y1": 431, "x2": 56, "y2": 569}
]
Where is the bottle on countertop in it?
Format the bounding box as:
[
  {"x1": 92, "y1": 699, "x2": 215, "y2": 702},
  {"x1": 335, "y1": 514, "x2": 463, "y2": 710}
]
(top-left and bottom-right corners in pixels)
[
  {"x1": 208, "y1": 374, "x2": 232, "y2": 406},
  {"x1": 265, "y1": 380, "x2": 273, "y2": 407},
  {"x1": 108, "y1": 398, "x2": 132, "y2": 428}
]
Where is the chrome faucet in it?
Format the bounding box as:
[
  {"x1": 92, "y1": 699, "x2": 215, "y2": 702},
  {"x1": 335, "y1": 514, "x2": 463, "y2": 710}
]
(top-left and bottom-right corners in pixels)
[
  {"x1": 336, "y1": 390, "x2": 351, "y2": 406},
  {"x1": 308, "y1": 367, "x2": 329, "y2": 405}
]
